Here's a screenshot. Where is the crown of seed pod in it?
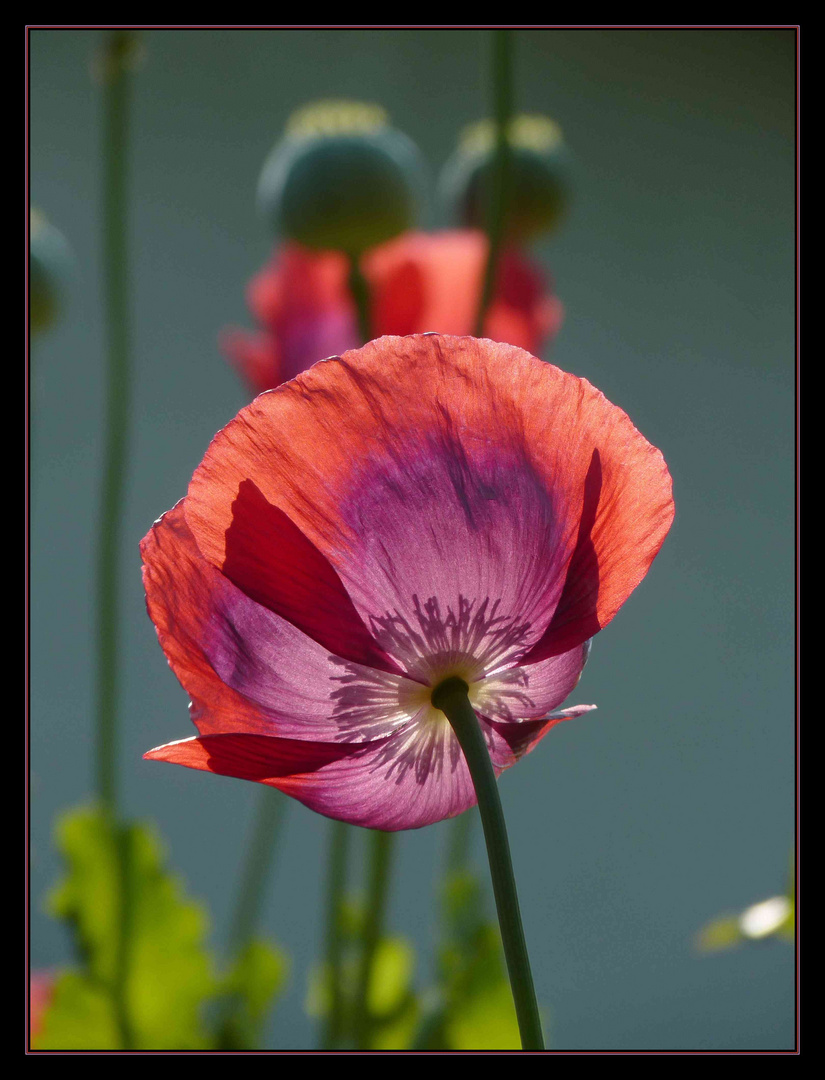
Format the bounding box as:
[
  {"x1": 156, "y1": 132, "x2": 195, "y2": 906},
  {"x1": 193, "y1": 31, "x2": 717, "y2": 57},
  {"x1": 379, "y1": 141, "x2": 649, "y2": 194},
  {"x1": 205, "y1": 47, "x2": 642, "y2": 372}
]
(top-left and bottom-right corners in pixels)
[
  {"x1": 440, "y1": 115, "x2": 573, "y2": 242},
  {"x1": 257, "y1": 101, "x2": 424, "y2": 256}
]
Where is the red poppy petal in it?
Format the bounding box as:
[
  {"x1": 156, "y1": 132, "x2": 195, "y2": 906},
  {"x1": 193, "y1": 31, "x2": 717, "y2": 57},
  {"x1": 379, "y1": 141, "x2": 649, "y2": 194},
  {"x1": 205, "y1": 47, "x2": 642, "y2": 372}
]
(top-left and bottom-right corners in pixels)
[
  {"x1": 220, "y1": 328, "x2": 281, "y2": 397},
  {"x1": 486, "y1": 704, "x2": 596, "y2": 768},
  {"x1": 365, "y1": 231, "x2": 557, "y2": 356},
  {"x1": 142, "y1": 501, "x2": 416, "y2": 742},
  {"x1": 186, "y1": 334, "x2": 672, "y2": 673},
  {"x1": 367, "y1": 231, "x2": 481, "y2": 339},
  {"x1": 520, "y1": 423, "x2": 673, "y2": 663},
  {"x1": 144, "y1": 732, "x2": 370, "y2": 780},
  {"x1": 144, "y1": 705, "x2": 593, "y2": 831},
  {"x1": 219, "y1": 477, "x2": 402, "y2": 675},
  {"x1": 141, "y1": 501, "x2": 272, "y2": 735}
]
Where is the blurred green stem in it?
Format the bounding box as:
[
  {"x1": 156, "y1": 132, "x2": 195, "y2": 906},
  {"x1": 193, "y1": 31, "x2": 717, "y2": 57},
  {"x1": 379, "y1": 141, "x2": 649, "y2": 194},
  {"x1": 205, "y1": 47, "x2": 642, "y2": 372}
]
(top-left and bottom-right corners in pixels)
[
  {"x1": 432, "y1": 677, "x2": 544, "y2": 1050},
  {"x1": 227, "y1": 790, "x2": 286, "y2": 953},
  {"x1": 347, "y1": 253, "x2": 372, "y2": 343},
  {"x1": 96, "y1": 29, "x2": 134, "y2": 815},
  {"x1": 95, "y1": 30, "x2": 138, "y2": 1048},
  {"x1": 321, "y1": 821, "x2": 351, "y2": 1049},
  {"x1": 352, "y1": 829, "x2": 395, "y2": 1049},
  {"x1": 474, "y1": 28, "x2": 514, "y2": 337},
  {"x1": 214, "y1": 788, "x2": 285, "y2": 1046}
]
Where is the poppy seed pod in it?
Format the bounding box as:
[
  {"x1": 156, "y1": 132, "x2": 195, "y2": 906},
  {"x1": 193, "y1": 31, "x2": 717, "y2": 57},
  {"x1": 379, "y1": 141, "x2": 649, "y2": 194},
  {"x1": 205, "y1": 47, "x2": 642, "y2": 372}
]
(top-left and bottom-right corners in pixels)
[
  {"x1": 30, "y1": 209, "x2": 72, "y2": 336},
  {"x1": 257, "y1": 101, "x2": 423, "y2": 256},
  {"x1": 441, "y1": 116, "x2": 573, "y2": 243}
]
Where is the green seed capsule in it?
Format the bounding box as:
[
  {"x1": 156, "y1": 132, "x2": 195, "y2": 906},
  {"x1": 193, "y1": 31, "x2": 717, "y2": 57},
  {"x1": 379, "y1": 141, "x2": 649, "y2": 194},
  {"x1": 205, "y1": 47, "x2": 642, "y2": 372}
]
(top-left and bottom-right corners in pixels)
[
  {"x1": 30, "y1": 209, "x2": 72, "y2": 336},
  {"x1": 441, "y1": 115, "x2": 573, "y2": 242},
  {"x1": 258, "y1": 101, "x2": 423, "y2": 256}
]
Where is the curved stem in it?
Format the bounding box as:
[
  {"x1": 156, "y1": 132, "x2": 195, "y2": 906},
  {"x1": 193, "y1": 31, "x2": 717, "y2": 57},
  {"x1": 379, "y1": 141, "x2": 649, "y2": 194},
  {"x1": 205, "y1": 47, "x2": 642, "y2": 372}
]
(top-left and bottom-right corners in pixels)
[
  {"x1": 321, "y1": 821, "x2": 351, "y2": 1049},
  {"x1": 352, "y1": 829, "x2": 395, "y2": 1049},
  {"x1": 432, "y1": 677, "x2": 544, "y2": 1050},
  {"x1": 474, "y1": 28, "x2": 514, "y2": 337}
]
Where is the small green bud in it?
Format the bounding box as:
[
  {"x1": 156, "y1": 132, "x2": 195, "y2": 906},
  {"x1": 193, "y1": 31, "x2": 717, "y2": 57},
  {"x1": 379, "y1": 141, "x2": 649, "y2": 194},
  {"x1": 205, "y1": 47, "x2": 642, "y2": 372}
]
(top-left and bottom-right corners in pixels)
[
  {"x1": 441, "y1": 115, "x2": 573, "y2": 242},
  {"x1": 258, "y1": 101, "x2": 423, "y2": 256},
  {"x1": 30, "y1": 209, "x2": 72, "y2": 336}
]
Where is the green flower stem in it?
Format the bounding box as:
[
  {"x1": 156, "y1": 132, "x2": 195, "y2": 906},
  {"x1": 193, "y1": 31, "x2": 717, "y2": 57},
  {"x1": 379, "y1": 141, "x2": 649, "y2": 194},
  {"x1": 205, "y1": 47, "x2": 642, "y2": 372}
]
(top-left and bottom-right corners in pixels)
[
  {"x1": 321, "y1": 821, "x2": 351, "y2": 1049},
  {"x1": 347, "y1": 253, "x2": 372, "y2": 343},
  {"x1": 432, "y1": 677, "x2": 544, "y2": 1051},
  {"x1": 95, "y1": 30, "x2": 138, "y2": 1049},
  {"x1": 474, "y1": 28, "x2": 514, "y2": 337},
  {"x1": 227, "y1": 789, "x2": 286, "y2": 953},
  {"x1": 352, "y1": 828, "x2": 395, "y2": 1049}
]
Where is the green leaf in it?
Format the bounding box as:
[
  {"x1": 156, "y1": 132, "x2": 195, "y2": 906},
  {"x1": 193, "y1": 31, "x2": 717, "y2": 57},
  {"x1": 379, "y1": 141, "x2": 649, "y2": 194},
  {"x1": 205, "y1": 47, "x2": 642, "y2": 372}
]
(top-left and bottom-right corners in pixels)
[
  {"x1": 305, "y1": 932, "x2": 419, "y2": 1049},
  {"x1": 417, "y1": 868, "x2": 527, "y2": 1050},
  {"x1": 367, "y1": 937, "x2": 415, "y2": 1018},
  {"x1": 697, "y1": 893, "x2": 795, "y2": 952},
  {"x1": 695, "y1": 915, "x2": 744, "y2": 952},
  {"x1": 213, "y1": 939, "x2": 289, "y2": 1049},
  {"x1": 446, "y1": 978, "x2": 521, "y2": 1051},
  {"x1": 366, "y1": 937, "x2": 419, "y2": 1050},
  {"x1": 36, "y1": 806, "x2": 217, "y2": 1049}
]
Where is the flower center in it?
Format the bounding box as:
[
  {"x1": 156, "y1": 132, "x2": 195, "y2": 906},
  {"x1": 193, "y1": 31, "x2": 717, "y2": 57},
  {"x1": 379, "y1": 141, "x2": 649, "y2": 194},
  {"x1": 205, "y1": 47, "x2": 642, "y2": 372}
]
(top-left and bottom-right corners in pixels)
[
  {"x1": 431, "y1": 675, "x2": 470, "y2": 711},
  {"x1": 396, "y1": 663, "x2": 487, "y2": 730}
]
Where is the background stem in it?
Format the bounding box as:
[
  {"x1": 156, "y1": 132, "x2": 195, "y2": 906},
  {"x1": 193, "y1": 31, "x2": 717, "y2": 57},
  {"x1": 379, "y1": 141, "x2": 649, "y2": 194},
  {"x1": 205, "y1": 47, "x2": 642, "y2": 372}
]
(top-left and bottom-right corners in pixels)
[
  {"x1": 96, "y1": 29, "x2": 134, "y2": 815},
  {"x1": 321, "y1": 821, "x2": 351, "y2": 1049},
  {"x1": 347, "y1": 253, "x2": 372, "y2": 343},
  {"x1": 95, "y1": 30, "x2": 138, "y2": 1048},
  {"x1": 474, "y1": 28, "x2": 514, "y2": 337},
  {"x1": 227, "y1": 790, "x2": 286, "y2": 954},
  {"x1": 352, "y1": 829, "x2": 395, "y2": 1049}
]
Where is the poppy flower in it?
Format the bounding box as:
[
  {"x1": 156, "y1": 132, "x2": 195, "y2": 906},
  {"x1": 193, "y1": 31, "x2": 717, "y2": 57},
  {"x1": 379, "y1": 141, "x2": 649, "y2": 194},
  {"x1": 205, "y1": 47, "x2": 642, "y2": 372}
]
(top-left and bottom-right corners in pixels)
[
  {"x1": 144, "y1": 334, "x2": 673, "y2": 831},
  {"x1": 221, "y1": 231, "x2": 563, "y2": 395}
]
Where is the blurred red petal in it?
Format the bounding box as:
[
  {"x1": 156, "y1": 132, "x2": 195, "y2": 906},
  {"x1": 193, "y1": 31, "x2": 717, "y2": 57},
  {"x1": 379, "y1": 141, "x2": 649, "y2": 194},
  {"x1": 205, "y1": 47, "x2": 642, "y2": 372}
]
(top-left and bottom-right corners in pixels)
[{"x1": 222, "y1": 231, "x2": 562, "y2": 394}]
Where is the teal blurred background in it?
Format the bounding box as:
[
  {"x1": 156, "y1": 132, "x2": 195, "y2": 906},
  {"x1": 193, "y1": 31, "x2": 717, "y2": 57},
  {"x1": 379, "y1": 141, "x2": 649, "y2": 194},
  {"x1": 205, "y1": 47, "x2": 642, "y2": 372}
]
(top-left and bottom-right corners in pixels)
[{"x1": 30, "y1": 28, "x2": 795, "y2": 1050}]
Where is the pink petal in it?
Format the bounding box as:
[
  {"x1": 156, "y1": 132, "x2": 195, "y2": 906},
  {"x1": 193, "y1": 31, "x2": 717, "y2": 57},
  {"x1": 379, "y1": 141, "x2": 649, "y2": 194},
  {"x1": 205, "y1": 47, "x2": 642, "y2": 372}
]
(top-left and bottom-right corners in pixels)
[
  {"x1": 145, "y1": 732, "x2": 371, "y2": 778},
  {"x1": 486, "y1": 704, "x2": 597, "y2": 767},
  {"x1": 145, "y1": 706, "x2": 593, "y2": 832},
  {"x1": 476, "y1": 640, "x2": 592, "y2": 722},
  {"x1": 144, "y1": 727, "x2": 470, "y2": 830},
  {"x1": 141, "y1": 502, "x2": 414, "y2": 742},
  {"x1": 220, "y1": 478, "x2": 401, "y2": 676}
]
